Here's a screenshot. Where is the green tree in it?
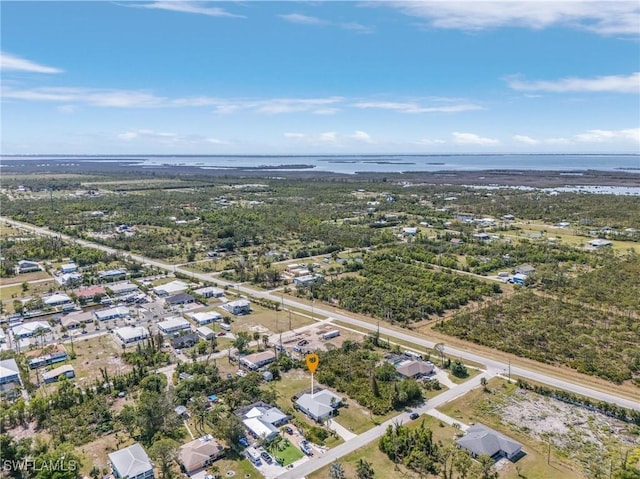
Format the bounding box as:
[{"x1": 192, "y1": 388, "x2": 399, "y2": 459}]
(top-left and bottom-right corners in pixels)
[
  {"x1": 356, "y1": 458, "x2": 375, "y2": 479},
  {"x1": 329, "y1": 461, "x2": 346, "y2": 479},
  {"x1": 149, "y1": 438, "x2": 179, "y2": 479},
  {"x1": 233, "y1": 331, "x2": 251, "y2": 354},
  {"x1": 451, "y1": 360, "x2": 468, "y2": 378},
  {"x1": 33, "y1": 445, "x2": 83, "y2": 479}
]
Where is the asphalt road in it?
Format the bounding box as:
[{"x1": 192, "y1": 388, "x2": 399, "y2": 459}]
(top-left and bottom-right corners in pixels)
[{"x1": 3, "y1": 216, "x2": 639, "y2": 414}]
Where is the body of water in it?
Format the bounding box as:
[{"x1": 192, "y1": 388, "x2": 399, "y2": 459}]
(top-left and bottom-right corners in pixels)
[{"x1": 2, "y1": 154, "x2": 639, "y2": 175}]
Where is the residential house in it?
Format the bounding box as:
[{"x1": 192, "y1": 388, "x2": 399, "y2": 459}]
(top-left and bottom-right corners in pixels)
[
  {"x1": 240, "y1": 351, "x2": 276, "y2": 370},
  {"x1": 61, "y1": 311, "x2": 93, "y2": 329},
  {"x1": 402, "y1": 227, "x2": 418, "y2": 236},
  {"x1": 28, "y1": 346, "x2": 68, "y2": 369},
  {"x1": 108, "y1": 443, "x2": 154, "y2": 479},
  {"x1": 157, "y1": 317, "x2": 192, "y2": 336},
  {"x1": 295, "y1": 389, "x2": 342, "y2": 423},
  {"x1": 238, "y1": 402, "x2": 289, "y2": 442},
  {"x1": 0, "y1": 359, "x2": 22, "y2": 386},
  {"x1": 293, "y1": 274, "x2": 324, "y2": 287},
  {"x1": 171, "y1": 333, "x2": 199, "y2": 349},
  {"x1": 179, "y1": 435, "x2": 225, "y2": 474},
  {"x1": 196, "y1": 326, "x2": 215, "y2": 340},
  {"x1": 395, "y1": 360, "x2": 435, "y2": 379},
  {"x1": 12, "y1": 321, "x2": 51, "y2": 339},
  {"x1": 512, "y1": 273, "x2": 528, "y2": 286},
  {"x1": 42, "y1": 364, "x2": 75, "y2": 383},
  {"x1": 222, "y1": 299, "x2": 251, "y2": 315},
  {"x1": 514, "y1": 264, "x2": 536, "y2": 276},
  {"x1": 193, "y1": 287, "x2": 225, "y2": 299},
  {"x1": 16, "y1": 260, "x2": 42, "y2": 274},
  {"x1": 165, "y1": 293, "x2": 196, "y2": 306},
  {"x1": 44, "y1": 293, "x2": 72, "y2": 307},
  {"x1": 108, "y1": 282, "x2": 139, "y2": 296},
  {"x1": 456, "y1": 424, "x2": 523, "y2": 461},
  {"x1": 115, "y1": 326, "x2": 150, "y2": 346},
  {"x1": 99, "y1": 268, "x2": 127, "y2": 281},
  {"x1": 74, "y1": 285, "x2": 106, "y2": 301},
  {"x1": 153, "y1": 280, "x2": 190, "y2": 297},
  {"x1": 589, "y1": 238, "x2": 613, "y2": 248},
  {"x1": 56, "y1": 272, "x2": 82, "y2": 286},
  {"x1": 189, "y1": 311, "x2": 222, "y2": 326},
  {"x1": 60, "y1": 263, "x2": 78, "y2": 274},
  {"x1": 94, "y1": 306, "x2": 130, "y2": 321}
]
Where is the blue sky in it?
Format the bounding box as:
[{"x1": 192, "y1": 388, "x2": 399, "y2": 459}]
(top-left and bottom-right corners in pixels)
[{"x1": 1, "y1": 1, "x2": 639, "y2": 154}]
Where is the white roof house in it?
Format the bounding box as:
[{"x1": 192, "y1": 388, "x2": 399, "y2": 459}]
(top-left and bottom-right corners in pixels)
[
  {"x1": 44, "y1": 293, "x2": 72, "y2": 306},
  {"x1": 189, "y1": 311, "x2": 222, "y2": 326},
  {"x1": 12, "y1": 321, "x2": 51, "y2": 338},
  {"x1": 115, "y1": 326, "x2": 150, "y2": 345},
  {"x1": 193, "y1": 286, "x2": 225, "y2": 298},
  {"x1": 241, "y1": 404, "x2": 289, "y2": 442},
  {"x1": 295, "y1": 389, "x2": 342, "y2": 422},
  {"x1": 0, "y1": 358, "x2": 22, "y2": 386},
  {"x1": 56, "y1": 272, "x2": 83, "y2": 286},
  {"x1": 157, "y1": 316, "x2": 192, "y2": 336},
  {"x1": 153, "y1": 280, "x2": 190, "y2": 296},
  {"x1": 60, "y1": 263, "x2": 78, "y2": 273},
  {"x1": 589, "y1": 238, "x2": 613, "y2": 248},
  {"x1": 108, "y1": 282, "x2": 139, "y2": 295},
  {"x1": 240, "y1": 351, "x2": 276, "y2": 370},
  {"x1": 95, "y1": 306, "x2": 130, "y2": 321},
  {"x1": 196, "y1": 326, "x2": 215, "y2": 340},
  {"x1": 108, "y1": 443, "x2": 154, "y2": 479},
  {"x1": 222, "y1": 299, "x2": 251, "y2": 315},
  {"x1": 42, "y1": 364, "x2": 75, "y2": 383}
]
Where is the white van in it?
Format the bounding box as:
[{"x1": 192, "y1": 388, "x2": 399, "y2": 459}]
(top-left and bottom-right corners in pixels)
[
  {"x1": 245, "y1": 446, "x2": 261, "y2": 465},
  {"x1": 220, "y1": 323, "x2": 231, "y2": 331}
]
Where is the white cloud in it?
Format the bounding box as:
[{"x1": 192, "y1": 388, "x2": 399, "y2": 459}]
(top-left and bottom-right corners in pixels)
[
  {"x1": 507, "y1": 72, "x2": 640, "y2": 94},
  {"x1": 118, "y1": 129, "x2": 228, "y2": 145},
  {"x1": 320, "y1": 132, "x2": 338, "y2": 142},
  {"x1": 351, "y1": 130, "x2": 374, "y2": 143},
  {"x1": 452, "y1": 132, "x2": 500, "y2": 146},
  {"x1": 513, "y1": 134, "x2": 540, "y2": 145},
  {"x1": 1, "y1": 52, "x2": 63, "y2": 74},
  {"x1": 279, "y1": 13, "x2": 327, "y2": 25},
  {"x1": 284, "y1": 132, "x2": 306, "y2": 139},
  {"x1": 352, "y1": 100, "x2": 482, "y2": 113},
  {"x1": 385, "y1": 1, "x2": 640, "y2": 36},
  {"x1": 130, "y1": 1, "x2": 244, "y2": 18},
  {"x1": 574, "y1": 128, "x2": 640, "y2": 143},
  {"x1": 251, "y1": 97, "x2": 343, "y2": 114},
  {"x1": 512, "y1": 128, "x2": 640, "y2": 145},
  {"x1": 279, "y1": 13, "x2": 373, "y2": 33},
  {"x1": 415, "y1": 138, "x2": 446, "y2": 145}
]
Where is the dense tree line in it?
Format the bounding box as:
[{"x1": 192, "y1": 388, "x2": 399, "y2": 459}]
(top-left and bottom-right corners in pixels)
[
  {"x1": 314, "y1": 254, "x2": 500, "y2": 323},
  {"x1": 437, "y1": 291, "x2": 640, "y2": 384}
]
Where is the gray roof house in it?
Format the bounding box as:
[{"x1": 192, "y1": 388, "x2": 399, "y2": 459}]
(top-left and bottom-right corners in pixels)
[
  {"x1": 456, "y1": 424, "x2": 523, "y2": 461},
  {"x1": 514, "y1": 264, "x2": 536, "y2": 276},
  {"x1": 109, "y1": 443, "x2": 154, "y2": 479},
  {"x1": 295, "y1": 389, "x2": 342, "y2": 423}
]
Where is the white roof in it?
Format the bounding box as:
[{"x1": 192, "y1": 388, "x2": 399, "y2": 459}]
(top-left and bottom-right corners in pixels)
[
  {"x1": 109, "y1": 282, "x2": 139, "y2": 294},
  {"x1": 12, "y1": 321, "x2": 51, "y2": 336},
  {"x1": 189, "y1": 311, "x2": 222, "y2": 324},
  {"x1": 60, "y1": 263, "x2": 77, "y2": 269},
  {"x1": 56, "y1": 273, "x2": 82, "y2": 285},
  {"x1": 95, "y1": 306, "x2": 129, "y2": 319},
  {"x1": 296, "y1": 390, "x2": 341, "y2": 419},
  {"x1": 243, "y1": 417, "x2": 279, "y2": 439},
  {"x1": 196, "y1": 326, "x2": 214, "y2": 338},
  {"x1": 158, "y1": 316, "x2": 191, "y2": 330},
  {"x1": 0, "y1": 358, "x2": 20, "y2": 380},
  {"x1": 226, "y1": 299, "x2": 250, "y2": 308},
  {"x1": 115, "y1": 326, "x2": 149, "y2": 342},
  {"x1": 108, "y1": 443, "x2": 153, "y2": 479},
  {"x1": 154, "y1": 280, "x2": 189, "y2": 294},
  {"x1": 44, "y1": 293, "x2": 72, "y2": 305},
  {"x1": 194, "y1": 286, "x2": 224, "y2": 296},
  {"x1": 42, "y1": 364, "x2": 75, "y2": 381}
]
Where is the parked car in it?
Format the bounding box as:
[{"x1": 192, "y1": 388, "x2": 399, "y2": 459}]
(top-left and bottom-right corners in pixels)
[
  {"x1": 297, "y1": 339, "x2": 309, "y2": 346},
  {"x1": 238, "y1": 437, "x2": 249, "y2": 448},
  {"x1": 410, "y1": 412, "x2": 420, "y2": 420},
  {"x1": 300, "y1": 440, "x2": 313, "y2": 456},
  {"x1": 284, "y1": 426, "x2": 293, "y2": 435},
  {"x1": 260, "y1": 451, "x2": 273, "y2": 464}
]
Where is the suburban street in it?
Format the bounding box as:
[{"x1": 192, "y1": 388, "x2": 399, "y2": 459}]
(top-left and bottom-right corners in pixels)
[{"x1": 3, "y1": 215, "x2": 640, "y2": 414}]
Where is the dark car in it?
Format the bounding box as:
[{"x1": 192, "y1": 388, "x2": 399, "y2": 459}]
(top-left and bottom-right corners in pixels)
[
  {"x1": 284, "y1": 426, "x2": 293, "y2": 435},
  {"x1": 260, "y1": 451, "x2": 273, "y2": 464},
  {"x1": 409, "y1": 412, "x2": 420, "y2": 420},
  {"x1": 297, "y1": 339, "x2": 309, "y2": 346}
]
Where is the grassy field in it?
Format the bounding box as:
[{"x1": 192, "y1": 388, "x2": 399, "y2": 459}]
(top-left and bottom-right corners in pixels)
[
  {"x1": 228, "y1": 303, "x2": 315, "y2": 336},
  {"x1": 308, "y1": 415, "x2": 460, "y2": 479},
  {"x1": 267, "y1": 438, "x2": 304, "y2": 466},
  {"x1": 66, "y1": 334, "x2": 132, "y2": 385},
  {"x1": 438, "y1": 378, "x2": 585, "y2": 479}
]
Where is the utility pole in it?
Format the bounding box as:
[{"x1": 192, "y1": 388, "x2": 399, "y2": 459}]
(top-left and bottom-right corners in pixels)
[{"x1": 508, "y1": 360, "x2": 511, "y2": 383}]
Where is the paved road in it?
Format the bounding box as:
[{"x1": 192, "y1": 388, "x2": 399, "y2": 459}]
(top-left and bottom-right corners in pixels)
[{"x1": 4, "y1": 216, "x2": 639, "y2": 413}]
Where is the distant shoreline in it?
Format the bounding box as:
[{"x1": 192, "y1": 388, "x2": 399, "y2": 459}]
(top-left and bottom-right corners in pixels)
[{"x1": 1, "y1": 157, "x2": 639, "y2": 188}]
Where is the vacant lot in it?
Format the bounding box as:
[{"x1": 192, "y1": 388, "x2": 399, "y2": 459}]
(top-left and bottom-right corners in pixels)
[
  {"x1": 68, "y1": 334, "x2": 132, "y2": 384},
  {"x1": 227, "y1": 303, "x2": 315, "y2": 336},
  {"x1": 438, "y1": 378, "x2": 622, "y2": 479}
]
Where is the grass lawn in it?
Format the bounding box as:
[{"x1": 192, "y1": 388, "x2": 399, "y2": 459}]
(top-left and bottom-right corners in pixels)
[
  {"x1": 308, "y1": 415, "x2": 459, "y2": 479},
  {"x1": 438, "y1": 378, "x2": 585, "y2": 479},
  {"x1": 208, "y1": 455, "x2": 259, "y2": 479},
  {"x1": 267, "y1": 438, "x2": 304, "y2": 466},
  {"x1": 333, "y1": 401, "x2": 397, "y2": 434},
  {"x1": 228, "y1": 303, "x2": 314, "y2": 336},
  {"x1": 448, "y1": 366, "x2": 481, "y2": 384}
]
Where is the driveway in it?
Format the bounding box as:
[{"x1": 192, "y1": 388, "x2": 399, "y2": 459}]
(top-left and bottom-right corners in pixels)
[{"x1": 326, "y1": 418, "x2": 357, "y2": 441}]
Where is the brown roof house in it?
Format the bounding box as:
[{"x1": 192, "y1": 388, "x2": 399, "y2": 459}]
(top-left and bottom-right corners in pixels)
[{"x1": 179, "y1": 435, "x2": 224, "y2": 474}]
